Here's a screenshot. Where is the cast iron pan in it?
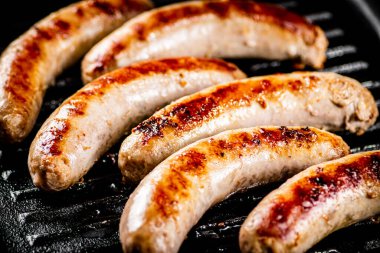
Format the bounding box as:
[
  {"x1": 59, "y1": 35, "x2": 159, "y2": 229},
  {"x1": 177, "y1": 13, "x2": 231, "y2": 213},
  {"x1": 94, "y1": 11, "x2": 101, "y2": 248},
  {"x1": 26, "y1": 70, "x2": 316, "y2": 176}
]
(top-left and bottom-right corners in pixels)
[{"x1": 0, "y1": 0, "x2": 379, "y2": 252}]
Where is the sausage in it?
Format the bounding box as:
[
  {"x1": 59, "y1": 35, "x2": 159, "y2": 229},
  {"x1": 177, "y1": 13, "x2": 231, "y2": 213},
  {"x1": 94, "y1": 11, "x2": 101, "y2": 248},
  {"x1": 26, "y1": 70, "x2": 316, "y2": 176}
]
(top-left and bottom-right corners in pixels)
[
  {"x1": 118, "y1": 72, "x2": 378, "y2": 182},
  {"x1": 240, "y1": 150, "x2": 380, "y2": 253},
  {"x1": 28, "y1": 57, "x2": 245, "y2": 191},
  {"x1": 82, "y1": 0, "x2": 327, "y2": 83},
  {"x1": 119, "y1": 126, "x2": 349, "y2": 253},
  {"x1": 0, "y1": 0, "x2": 152, "y2": 143}
]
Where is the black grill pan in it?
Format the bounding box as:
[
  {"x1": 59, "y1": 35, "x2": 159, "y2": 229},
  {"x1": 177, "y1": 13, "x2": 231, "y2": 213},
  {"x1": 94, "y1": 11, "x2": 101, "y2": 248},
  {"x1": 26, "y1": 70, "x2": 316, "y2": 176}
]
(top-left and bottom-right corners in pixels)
[{"x1": 0, "y1": 0, "x2": 380, "y2": 252}]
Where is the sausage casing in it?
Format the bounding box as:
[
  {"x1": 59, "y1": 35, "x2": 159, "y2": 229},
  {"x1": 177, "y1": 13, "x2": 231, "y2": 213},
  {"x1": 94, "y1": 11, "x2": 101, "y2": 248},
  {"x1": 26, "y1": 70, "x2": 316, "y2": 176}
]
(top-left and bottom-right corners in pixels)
[
  {"x1": 119, "y1": 126, "x2": 349, "y2": 253},
  {"x1": 0, "y1": 0, "x2": 152, "y2": 142},
  {"x1": 119, "y1": 72, "x2": 378, "y2": 182},
  {"x1": 240, "y1": 150, "x2": 380, "y2": 253},
  {"x1": 82, "y1": 0, "x2": 327, "y2": 82},
  {"x1": 28, "y1": 57, "x2": 245, "y2": 191}
]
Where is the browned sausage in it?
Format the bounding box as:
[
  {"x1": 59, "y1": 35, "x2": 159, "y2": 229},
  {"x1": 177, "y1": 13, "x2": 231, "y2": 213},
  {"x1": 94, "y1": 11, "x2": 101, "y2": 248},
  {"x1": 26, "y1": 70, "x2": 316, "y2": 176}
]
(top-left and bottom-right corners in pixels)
[
  {"x1": 119, "y1": 72, "x2": 378, "y2": 183},
  {"x1": 240, "y1": 150, "x2": 380, "y2": 253},
  {"x1": 0, "y1": 0, "x2": 152, "y2": 142},
  {"x1": 28, "y1": 57, "x2": 245, "y2": 191},
  {"x1": 119, "y1": 126, "x2": 349, "y2": 253},
  {"x1": 82, "y1": 0, "x2": 327, "y2": 82}
]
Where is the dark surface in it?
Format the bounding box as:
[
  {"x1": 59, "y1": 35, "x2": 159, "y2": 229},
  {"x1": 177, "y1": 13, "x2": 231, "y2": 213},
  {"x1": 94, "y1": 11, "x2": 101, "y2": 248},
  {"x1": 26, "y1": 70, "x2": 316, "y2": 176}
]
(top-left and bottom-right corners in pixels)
[{"x1": 0, "y1": 0, "x2": 380, "y2": 252}]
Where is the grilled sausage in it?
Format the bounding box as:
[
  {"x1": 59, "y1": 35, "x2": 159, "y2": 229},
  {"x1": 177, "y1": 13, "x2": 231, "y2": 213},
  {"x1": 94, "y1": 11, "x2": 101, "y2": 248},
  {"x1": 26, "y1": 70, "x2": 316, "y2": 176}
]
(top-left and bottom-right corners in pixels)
[
  {"x1": 119, "y1": 126, "x2": 349, "y2": 253},
  {"x1": 0, "y1": 0, "x2": 152, "y2": 143},
  {"x1": 240, "y1": 150, "x2": 380, "y2": 253},
  {"x1": 82, "y1": 0, "x2": 327, "y2": 83},
  {"x1": 119, "y1": 72, "x2": 378, "y2": 182},
  {"x1": 28, "y1": 57, "x2": 245, "y2": 191}
]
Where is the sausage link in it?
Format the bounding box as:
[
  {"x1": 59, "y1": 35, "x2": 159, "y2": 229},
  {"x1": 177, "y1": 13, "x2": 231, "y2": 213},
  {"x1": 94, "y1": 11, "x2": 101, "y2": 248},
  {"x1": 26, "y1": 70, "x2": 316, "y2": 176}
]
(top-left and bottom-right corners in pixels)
[
  {"x1": 82, "y1": 0, "x2": 327, "y2": 82},
  {"x1": 119, "y1": 126, "x2": 349, "y2": 253},
  {"x1": 240, "y1": 150, "x2": 380, "y2": 253},
  {"x1": 0, "y1": 0, "x2": 152, "y2": 142},
  {"x1": 119, "y1": 72, "x2": 378, "y2": 182},
  {"x1": 28, "y1": 57, "x2": 245, "y2": 191}
]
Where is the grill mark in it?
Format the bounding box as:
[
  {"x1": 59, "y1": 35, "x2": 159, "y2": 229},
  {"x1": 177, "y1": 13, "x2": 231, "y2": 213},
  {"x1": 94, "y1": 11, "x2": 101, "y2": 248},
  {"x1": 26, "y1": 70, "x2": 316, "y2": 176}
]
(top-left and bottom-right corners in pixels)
[
  {"x1": 210, "y1": 132, "x2": 261, "y2": 158},
  {"x1": 257, "y1": 153, "x2": 380, "y2": 239},
  {"x1": 133, "y1": 23, "x2": 146, "y2": 40},
  {"x1": 34, "y1": 18, "x2": 72, "y2": 41},
  {"x1": 135, "y1": 76, "x2": 319, "y2": 145},
  {"x1": 259, "y1": 126, "x2": 317, "y2": 146},
  {"x1": 90, "y1": 1, "x2": 118, "y2": 15},
  {"x1": 93, "y1": 42, "x2": 125, "y2": 74},
  {"x1": 207, "y1": 1, "x2": 315, "y2": 36},
  {"x1": 93, "y1": 43, "x2": 239, "y2": 77},
  {"x1": 135, "y1": 118, "x2": 178, "y2": 143},
  {"x1": 87, "y1": 0, "x2": 155, "y2": 75},
  {"x1": 145, "y1": 1, "x2": 315, "y2": 40},
  {"x1": 5, "y1": 39, "x2": 41, "y2": 103},
  {"x1": 3, "y1": 86, "x2": 27, "y2": 104},
  {"x1": 34, "y1": 27, "x2": 53, "y2": 40},
  {"x1": 66, "y1": 100, "x2": 86, "y2": 116},
  {"x1": 149, "y1": 127, "x2": 318, "y2": 220},
  {"x1": 90, "y1": 0, "x2": 149, "y2": 16},
  {"x1": 4, "y1": 0, "x2": 152, "y2": 103},
  {"x1": 151, "y1": 150, "x2": 206, "y2": 218},
  {"x1": 52, "y1": 19, "x2": 71, "y2": 37},
  {"x1": 89, "y1": 0, "x2": 152, "y2": 17},
  {"x1": 39, "y1": 120, "x2": 71, "y2": 156},
  {"x1": 5, "y1": 17, "x2": 73, "y2": 103},
  {"x1": 94, "y1": 51, "x2": 238, "y2": 76},
  {"x1": 210, "y1": 127, "x2": 316, "y2": 156},
  {"x1": 96, "y1": 1, "x2": 317, "y2": 70},
  {"x1": 45, "y1": 58, "x2": 238, "y2": 154},
  {"x1": 82, "y1": 57, "x2": 238, "y2": 102},
  {"x1": 256, "y1": 95, "x2": 267, "y2": 109},
  {"x1": 75, "y1": 6, "x2": 84, "y2": 17},
  {"x1": 93, "y1": 57, "x2": 237, "y2": 88}
]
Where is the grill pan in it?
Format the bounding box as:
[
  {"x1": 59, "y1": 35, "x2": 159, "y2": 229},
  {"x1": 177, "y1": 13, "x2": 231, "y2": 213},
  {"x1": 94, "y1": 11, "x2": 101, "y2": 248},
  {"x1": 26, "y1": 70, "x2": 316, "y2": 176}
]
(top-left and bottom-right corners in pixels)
[{"x1": 1, "y1": 0, "x2": 380, "y2": 252}]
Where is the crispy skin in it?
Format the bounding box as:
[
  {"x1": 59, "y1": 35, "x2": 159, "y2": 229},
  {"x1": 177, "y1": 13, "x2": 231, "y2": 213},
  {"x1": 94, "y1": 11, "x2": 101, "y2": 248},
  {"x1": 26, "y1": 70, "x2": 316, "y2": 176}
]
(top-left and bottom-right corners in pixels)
[
  {"x1": 240, "y1": 150, "x2": 380, "y2": 253},
  {"x1": 119, "y1": 126, "x2": 349, "y2": 253},
  {"x1": 28, "y1": 57, "x2": 245, "y2": 191},
  {"x1": 0, "y1": 0, "x2": 152, "y2": 143},
  {"x1": 119, "y1": 72, "x2": 378, "y2": 182},
  {"x1": 82, "y1": 0, "x2": 327, "y2": 82}
]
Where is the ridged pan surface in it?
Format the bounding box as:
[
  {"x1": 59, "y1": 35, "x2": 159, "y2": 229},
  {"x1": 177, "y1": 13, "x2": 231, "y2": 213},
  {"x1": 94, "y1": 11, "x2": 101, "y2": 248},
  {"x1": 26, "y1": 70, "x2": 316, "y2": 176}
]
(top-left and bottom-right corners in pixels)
[{"x1": 0, "y1": 0, "x2": 379, "y2": 252}]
